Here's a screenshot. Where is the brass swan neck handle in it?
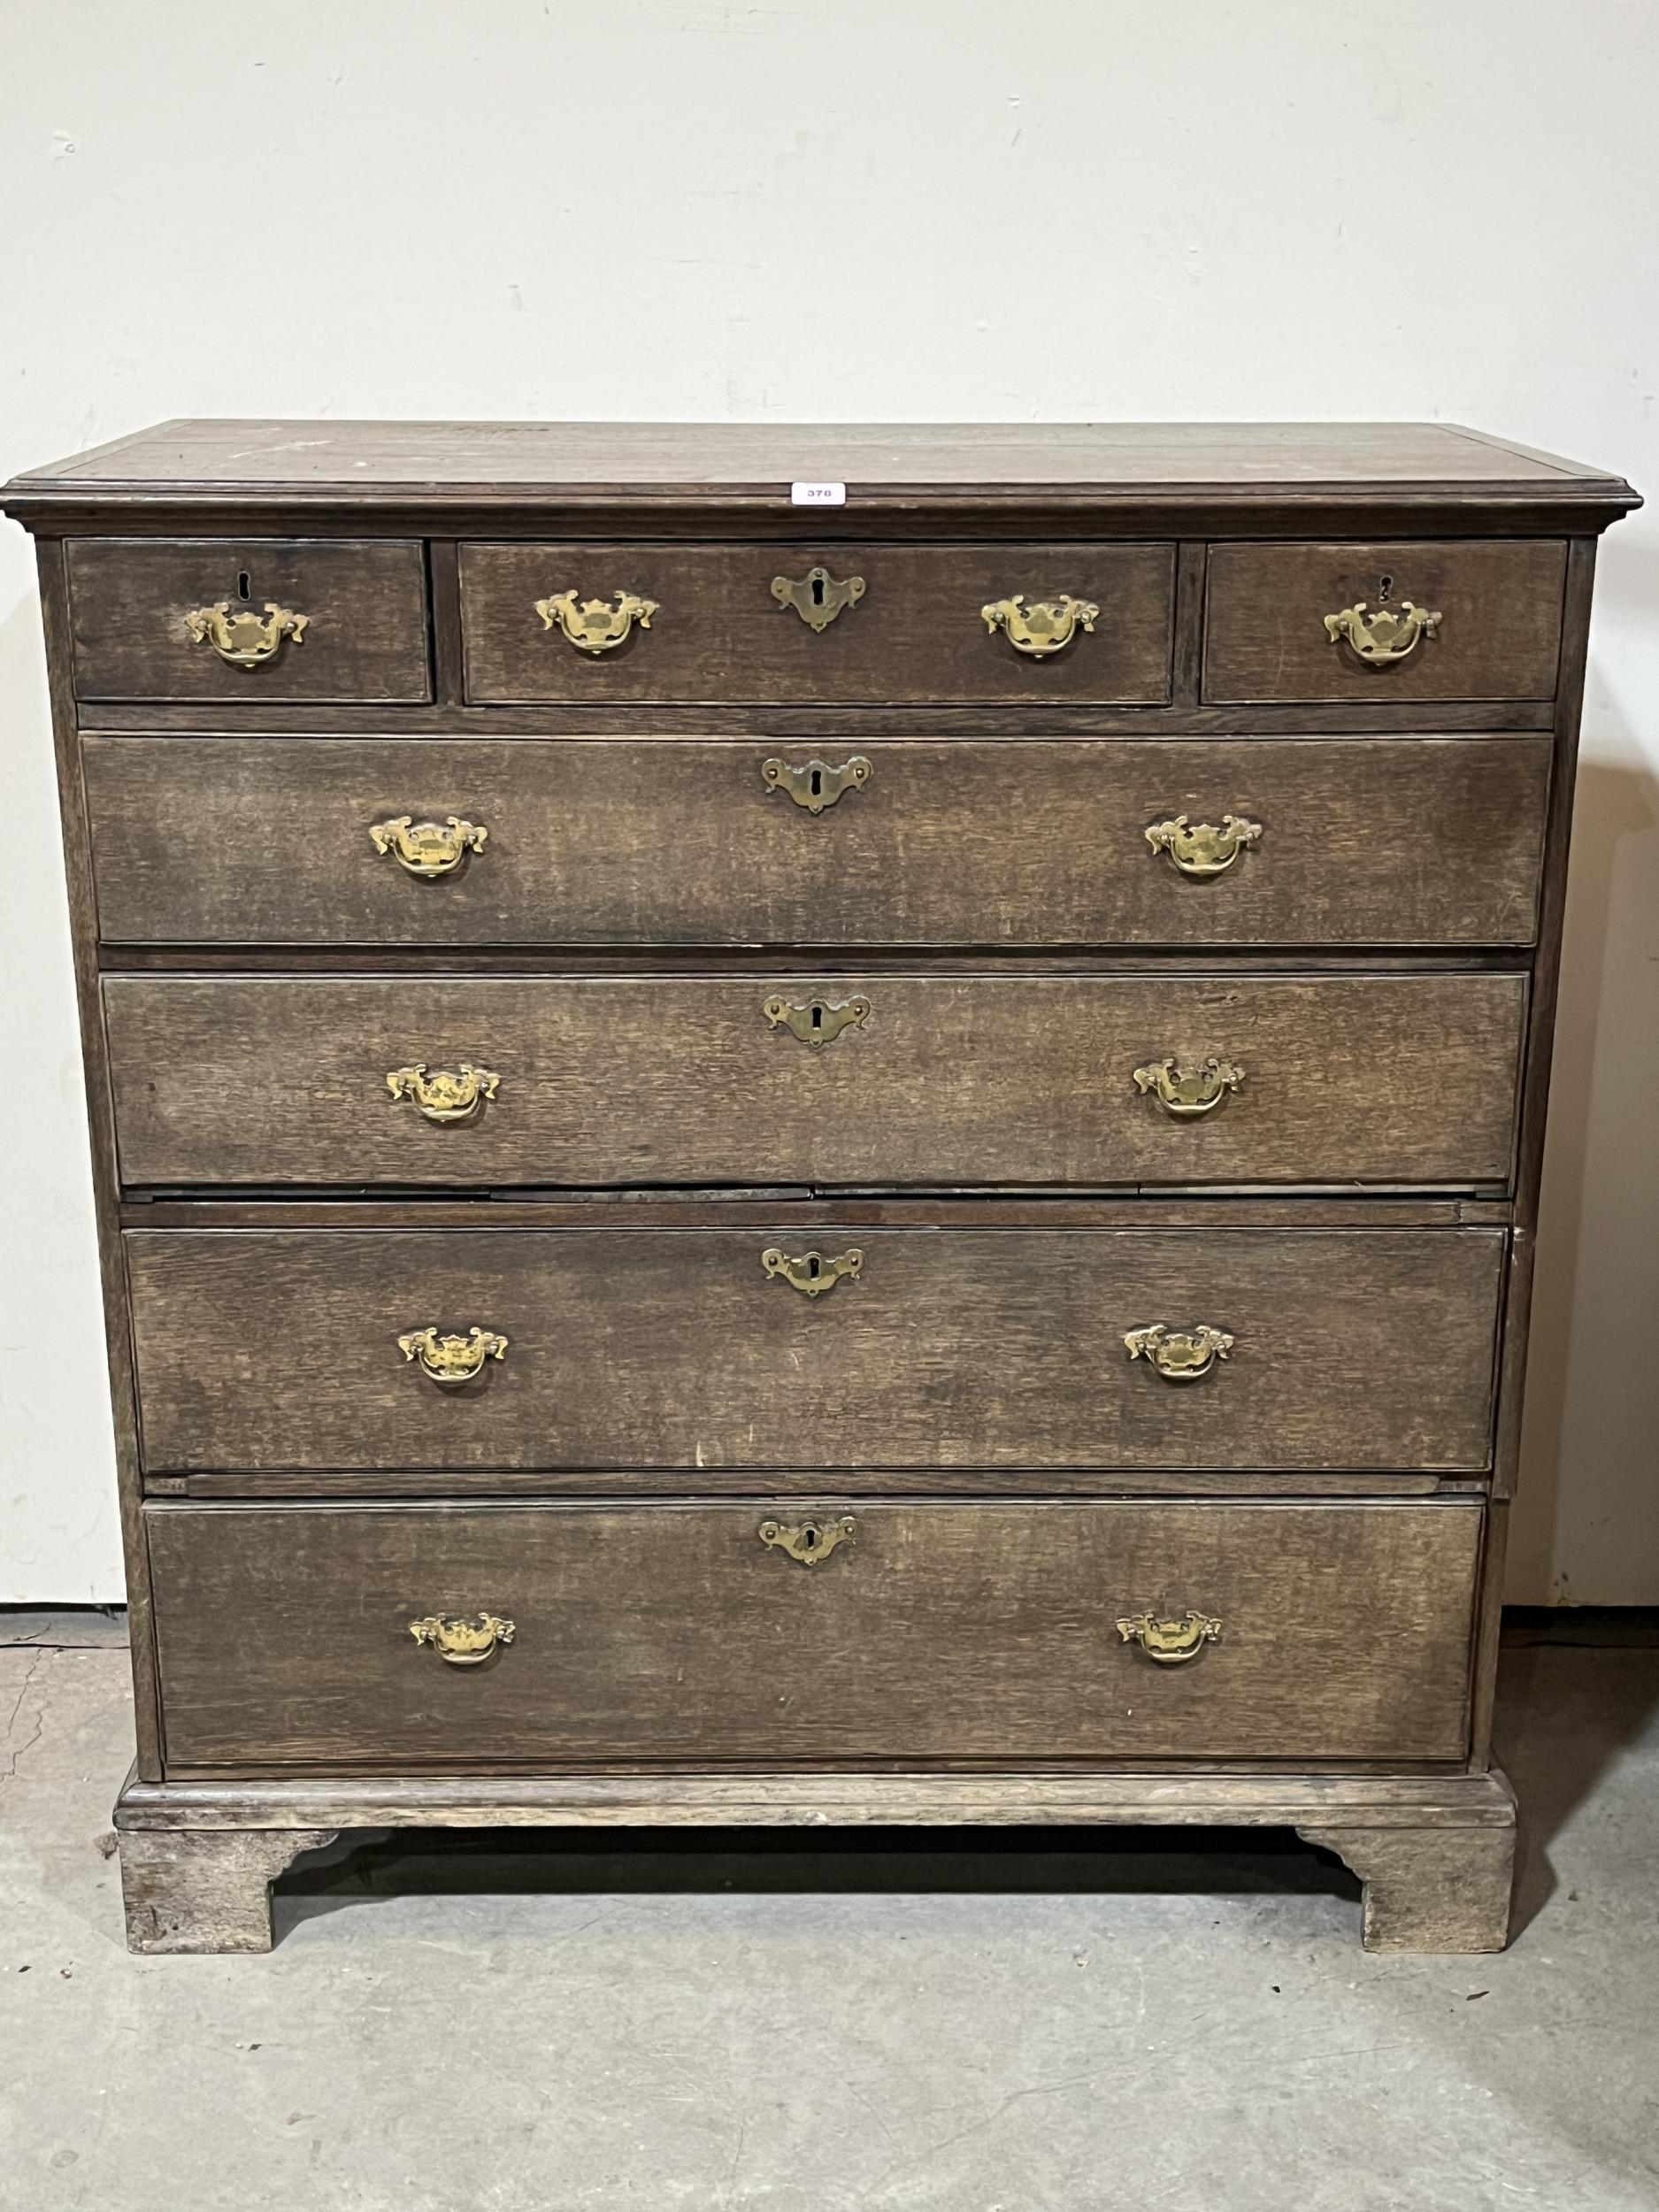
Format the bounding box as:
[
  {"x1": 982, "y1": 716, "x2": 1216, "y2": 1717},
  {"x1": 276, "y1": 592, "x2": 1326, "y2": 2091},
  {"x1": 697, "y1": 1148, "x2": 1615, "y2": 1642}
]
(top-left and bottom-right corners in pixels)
[
  {"x1": 981, "y1": 593, "x2": 1099, "y2": 657},
  {"x1": 1324, "y1": 600, "x2": 1441, "y2": 666},
  {"x1": 185, "y1": 601, "x2": 308, "y2": 669},
  {"x1": 1116, "y1": 1610, "x2": 1223, "y2": 1665},
  {"x1": 410, "y1": 1613, "x2": 515, "y2": 1664},
  {"x1": 1124, "y1": 1323, "x2": 1234, "y2": 1382},
  {"x1": 1145, "y1": 814, "x2": 1263, "y2": 878},
  {"x1": 370, "y1": 815, "x2": 488, "y2": 879}
]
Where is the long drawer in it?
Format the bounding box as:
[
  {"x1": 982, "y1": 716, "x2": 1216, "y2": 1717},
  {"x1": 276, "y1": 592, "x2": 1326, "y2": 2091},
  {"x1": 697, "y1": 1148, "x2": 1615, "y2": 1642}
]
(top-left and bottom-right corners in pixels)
[
  {"x1": 81, "y1": 734, "x2": 1552, "y2": 950},
  {"x1": 458, "y1": 541, "x2": 1175, "y2": 704},
  {"x1": 126, "y1": 1226, "x2": 1504, "y2": 1473},
  {"x1": 147, "y1": 1499, "x2": 1483, "y2": 1769},
  {"x1": 103, "y1": 972, "x2": 1526, "y2": 1190}
]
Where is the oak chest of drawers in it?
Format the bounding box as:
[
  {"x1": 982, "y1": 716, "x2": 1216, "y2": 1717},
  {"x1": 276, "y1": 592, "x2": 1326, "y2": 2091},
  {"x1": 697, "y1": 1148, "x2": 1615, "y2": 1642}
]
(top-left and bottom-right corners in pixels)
[{"x1": 4, "y1": 420, "x2": 1637, "y2": 1955}]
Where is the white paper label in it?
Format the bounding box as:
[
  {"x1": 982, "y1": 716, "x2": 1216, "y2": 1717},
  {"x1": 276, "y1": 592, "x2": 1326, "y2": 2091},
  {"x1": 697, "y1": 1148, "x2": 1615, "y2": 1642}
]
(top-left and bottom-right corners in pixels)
[{"x1": 790, "y1": 480, "x2": 847, "y2": 506}]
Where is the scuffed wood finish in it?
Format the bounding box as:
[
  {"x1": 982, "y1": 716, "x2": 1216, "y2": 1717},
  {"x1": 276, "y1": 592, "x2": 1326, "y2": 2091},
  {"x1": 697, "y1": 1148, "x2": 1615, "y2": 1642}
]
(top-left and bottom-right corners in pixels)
[
  {"x1": 12, "y1": 419, "x2": 1611, "y2": 487},
  {"x1": 119, "y1": 1825, "x2": 338, "y2": 1954},
  {"x1": 145, "y1": 1500, "x2": 1483, "y2": 1770},
  {"x1": 460, "y1": 541, "x2": 1174, "y2": 705},
  {"x1": 1203, "y1": 541, "x2": 1568, "y2": 703},
  {"x1": 2, "y1": 419, "x2": 1634, "y2": 1954},
  {"x1": 125, "y1": 1225, "x2": 1504, "y2": 1474},
  {"x1": 102, "y1": 971, "x2": 1527, "y2": 1190},
  {"x1": 34, "y1": 544, "x2": 165, "y2": 1779},
  {"x1": 65, "y1": 538, "x2": 431, "y2": 703},
  {"x1": 111, "y1": 1763, "x2": 1517, "y2": 1952},
  {"x1": 82, "y1": 733, "x2": 1552, "y2": 951},
  {"x1": 117, "y1": 1765, "x2": 1522, "y2": 1832},
  {"x1": 1296, "y1": 1815, "x2": 1516, "y2": 1954}
]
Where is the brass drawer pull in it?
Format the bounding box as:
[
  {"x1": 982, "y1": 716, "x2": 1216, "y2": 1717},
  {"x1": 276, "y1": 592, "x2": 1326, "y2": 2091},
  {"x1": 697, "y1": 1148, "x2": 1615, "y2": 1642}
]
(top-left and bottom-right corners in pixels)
[
  {"x1": 981, "y1": 593, "x2": 1098, "y2": 657},
  {"x1": 771, "y1": 565, "x2": 866, "y2": 630},
  {"x1": 185, "y1": 600, "x2": 308, "y2": 669},
  {"x1": 397, "y1": 1325, "x2": 510, "y2": 1385},
  {"x1": 387, "y1": 1063, "x2": 500, "y2": 1122},
  {"x1": 1133, "y1": 1056, "x2": 1245, "y2": 1118},
  {"x1": 370, "y1": 815, "x2": 488, "y2": 879},
  {"x1": 410, "y1": 1612, "x2": 515, "y2": 1664},
  {"x1": 1116, "y1": 1610, "x2": 1223, "y2": 1665},
  {"x1": 759, "y1": 1517, "x2": 856, "y2": 1566},
  {"x1": 1124, "y1": 1323, "x2": 1233, "y2": 1381},
  {"x1": 1324, "y1": 600, "x2": 1441, "y2": 666},
  {"x1": 1145, "y1": 813, "x2": 1263, "y2": 878},
  {"x1": 761, "y1": 756, "x2": 872, "y2": 813},
  {"x1": 535, "y1": 588, "x2": 657, "y2": 655},
  {"x1": 762, "y1": 1247, "x2": 864, "y2": 1298},
  {"x1": 763, "y1": 994, "x2": 870, "y2": 1047}
]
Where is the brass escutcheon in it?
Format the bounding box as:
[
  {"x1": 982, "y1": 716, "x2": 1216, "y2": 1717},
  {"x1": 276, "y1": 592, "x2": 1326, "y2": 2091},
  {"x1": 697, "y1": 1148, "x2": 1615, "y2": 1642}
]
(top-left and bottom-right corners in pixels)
[
  {"x1": 1133, "y1": 1057, "x2": 1246, "y2": 1118},
  {"x1": 761, "y1": 1247, "x2": 864, "y2": 1298},
  {"x1": 370, "y1": 815, "x2": 488, "y2": 879},
  {"x1": 758, "y1": 1517, "x2": 857, "y2": 1566},
  {"x1": 185, "y1": 601, "x2": 308, "y2": 669},
  {"x1": 761, "y1": 756, "x2": 872, "y2": 813},
  {"x1": 1145, "y1": 814, "x2": 1263, "y2": 878},
  {"x1": 981, "y1": 593, "x2": 1099, "y2": 657},
  {"x1": 762, "y1": 994, "x2": 871, "y2": 1047},
  {"x1": 1124, "y1": 1323, "x2": 1234, "y2": 1382},
  {"x1": 1324, "y1": 600, "x2": 1442, "y2": 666},
  {"x1": 771, "y1": 566, "x2": 867, "y2": 631},
  {"x1": 387, "y1": 1063, "x2": 500, "y2": 1123},
  {"x1": 1116, "y1": 1610, "x2": 1223, "y2": 1665},
  {"x1": 396, "y1": 1325, "x2": 510, "y2": 1385},
  {"x1": 410, "y1": 1612, "x2": 516, "y2": 1664},
  {"x1": 535, "y1": 588, "x2": 657, "y2": 655}
]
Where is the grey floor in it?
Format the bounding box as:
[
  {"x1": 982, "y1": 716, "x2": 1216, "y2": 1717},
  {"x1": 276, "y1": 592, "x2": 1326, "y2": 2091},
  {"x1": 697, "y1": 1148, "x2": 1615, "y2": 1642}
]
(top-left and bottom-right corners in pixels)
[{"x1": 2, "y1": 1614, "x2": 1656, "y2": 2210}]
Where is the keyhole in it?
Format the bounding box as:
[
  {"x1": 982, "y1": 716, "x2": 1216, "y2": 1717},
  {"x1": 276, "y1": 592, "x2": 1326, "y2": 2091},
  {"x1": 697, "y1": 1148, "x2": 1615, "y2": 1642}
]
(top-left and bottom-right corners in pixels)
[
  {"x1": 810, "y1": 768, "x2": 823, "y2": 799},
  {"x1": 810, "y1": 1004, "x2": 823, "y2": 1034},
  {"x1": 810, "y1": 572, "x2": 826, "y2": 606},
  {"x1": 1378, "y1": 573, "x2": 1394, "y2": 603},
  {"x1": 802, "y1": 1525, "x2": 819, "y2": 1550},
  {"x1": 236, "y1": 571, "x2": 252, "y2": 602},
  {"x1": 807, "y1": 1255, "x2": 821, "y2": 1279}
]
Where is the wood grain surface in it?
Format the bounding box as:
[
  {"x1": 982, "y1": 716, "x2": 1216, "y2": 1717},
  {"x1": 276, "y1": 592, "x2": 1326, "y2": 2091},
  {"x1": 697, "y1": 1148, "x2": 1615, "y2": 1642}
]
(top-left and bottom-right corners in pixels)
[
  {"x1": 10, "y1": 418, "x2": 1627, "y2": 490},
  {"x1": 65, "y1": 538, "x2": 431, "y2": 703},
  {"x1": 125, "y1": 1225, "x2": 1505, "y2": 1473},
  {"x1": 81, "y1": 733, "x2": 1551, "y2": 950},
  {"x1": 459, "y1": 541, "x2": 1174, "y2": 704},
  {"x1": 102, "y1": 971, "x2": 1527, "y2": 1189},
  {"x1": 1203, "y1": 541, "x2": 1568, "y2": 703},
  {"x1": 145, "y1": 1498, "x2": 1483, "y2": 1769}
]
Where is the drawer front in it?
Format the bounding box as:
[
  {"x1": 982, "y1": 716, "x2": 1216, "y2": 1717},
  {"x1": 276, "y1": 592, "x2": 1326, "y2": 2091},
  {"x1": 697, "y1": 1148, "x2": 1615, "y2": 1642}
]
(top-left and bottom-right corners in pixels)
[
  {"x1": 127, "y1": 1226, "x2": 1504, "y2": 1473},
  {"x1": 1202, "y1": 541, "x2": 1567, "y2": 703},
  {"x1": 148, "y1": 1499, "x2": 1482, "y2": 1769},
  {"x1": 82, "y1": 733, "x2": 1551, "y2": 950},
  {"x1": 459, "y1": 541, "x2": 1174, "y2": 704},
  {"x1": 104, "y1": 972, "x2": 1525, "y2": 1191},
  {"x1": 65, "y1": 539, "x2": 432, "y2": 702}
]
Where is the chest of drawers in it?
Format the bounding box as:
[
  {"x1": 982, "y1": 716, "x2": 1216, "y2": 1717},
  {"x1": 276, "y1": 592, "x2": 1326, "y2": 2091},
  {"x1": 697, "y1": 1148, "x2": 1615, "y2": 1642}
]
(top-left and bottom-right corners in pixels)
[{"x1": 4, "y1": 420, "x2": 1636, "y2": 1955}]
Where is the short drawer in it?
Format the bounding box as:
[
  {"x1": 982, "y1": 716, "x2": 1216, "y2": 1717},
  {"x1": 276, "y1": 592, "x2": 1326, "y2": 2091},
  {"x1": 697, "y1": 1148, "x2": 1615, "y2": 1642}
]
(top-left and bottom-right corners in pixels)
[
  {"x1": 147, "y1": 1499, "x2": 1483, "y2": 1769},
  {"x1": 127, "y1": 1225, "x2": 1504, "y2": 1474},
  {"x1": 459, "y1": 541, "x2": 1174, "y2": 704},
  {"x1": 82, "y1": 733, "x2": 1551, "y2": 950},
  {"x1": 103, "y1": 972, "x2": 1526, "y2": 1191},
  {"x1": 1202, "y1": 541, "x2": 1567, "y2": 703},
  {"x1": 65, "y1": 539, "x2": 432, "y2": 702}
]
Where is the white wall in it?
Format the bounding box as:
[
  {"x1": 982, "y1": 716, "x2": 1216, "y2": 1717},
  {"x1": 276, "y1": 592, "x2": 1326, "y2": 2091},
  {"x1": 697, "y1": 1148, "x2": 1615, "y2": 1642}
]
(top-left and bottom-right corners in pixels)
[{"x1": 2, "y1": 0, "x2": 1655, "y2": 1602}]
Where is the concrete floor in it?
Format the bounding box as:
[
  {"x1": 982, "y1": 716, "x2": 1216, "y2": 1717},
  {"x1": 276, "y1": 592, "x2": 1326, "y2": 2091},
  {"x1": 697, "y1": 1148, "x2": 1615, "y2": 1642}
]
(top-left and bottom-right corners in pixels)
[{"x1": 2, "y1": 1616, "x2": 1656, "y2": 2210}]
